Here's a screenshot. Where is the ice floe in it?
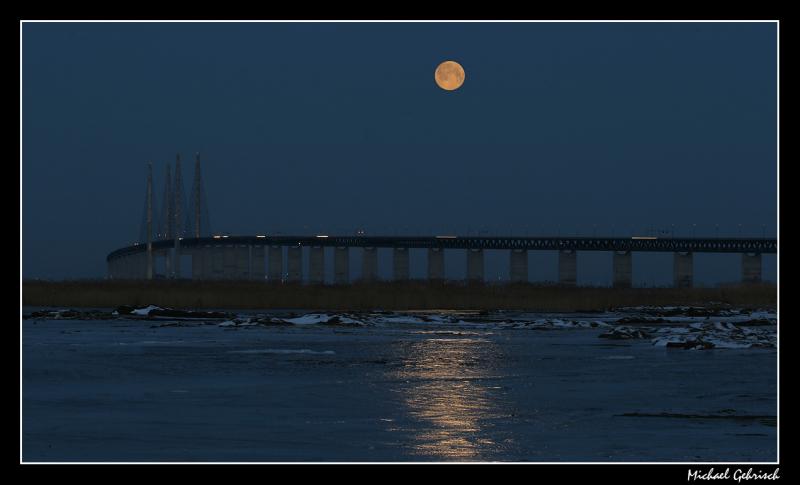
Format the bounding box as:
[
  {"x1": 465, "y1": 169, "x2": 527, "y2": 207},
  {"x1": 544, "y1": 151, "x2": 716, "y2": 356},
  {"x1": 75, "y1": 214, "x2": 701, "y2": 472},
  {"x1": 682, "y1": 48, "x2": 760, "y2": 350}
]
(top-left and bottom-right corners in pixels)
[
  {"x1": 599, "y1": 327, "x2": 651, "y2": 339},
  {"x1": 23, "y1": 305, "x2": 776, "y2": 352},
  {"x1": 505, "y1": 319, "x2": 611, "y2": 330},
  {"x1": 100, "y1": 305, "x2": 235, "y2": 320},
  {"x1": 283, "y1": 313, "x2": 367, "y2": 326},
  {"x1": 215, "y1": 313, "x2": 369, "y2": 328},
  {"x1": 131, "y1": 305, "x2": 162, "y2": 316},
  {"x1": 648, "y1": 321, "x2": 776, "y2": 350},
  {"x1": 24, "y1": 309, "x2": 110, "y2": 320}
]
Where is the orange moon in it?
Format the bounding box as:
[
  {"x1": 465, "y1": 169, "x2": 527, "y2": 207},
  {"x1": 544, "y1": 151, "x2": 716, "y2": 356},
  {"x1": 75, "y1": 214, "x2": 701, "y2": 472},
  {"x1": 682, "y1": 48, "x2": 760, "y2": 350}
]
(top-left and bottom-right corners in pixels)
[{"x1": 434, "y1": 61, "x2": 465, "y2": 91}]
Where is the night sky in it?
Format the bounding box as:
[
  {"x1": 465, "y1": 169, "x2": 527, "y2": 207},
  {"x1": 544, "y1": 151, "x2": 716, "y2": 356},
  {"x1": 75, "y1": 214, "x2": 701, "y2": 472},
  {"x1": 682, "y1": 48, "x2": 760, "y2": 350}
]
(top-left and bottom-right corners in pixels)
[{"x1": 22, "y1": 22, "x2": 777, "y2": 284}]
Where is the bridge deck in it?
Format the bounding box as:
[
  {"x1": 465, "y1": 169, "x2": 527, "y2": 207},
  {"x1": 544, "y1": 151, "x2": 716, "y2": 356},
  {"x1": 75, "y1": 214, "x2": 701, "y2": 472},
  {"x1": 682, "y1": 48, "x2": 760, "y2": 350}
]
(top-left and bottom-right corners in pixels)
[{"x1": 107, "y1": 236, "x2": 777, "y2": 261}]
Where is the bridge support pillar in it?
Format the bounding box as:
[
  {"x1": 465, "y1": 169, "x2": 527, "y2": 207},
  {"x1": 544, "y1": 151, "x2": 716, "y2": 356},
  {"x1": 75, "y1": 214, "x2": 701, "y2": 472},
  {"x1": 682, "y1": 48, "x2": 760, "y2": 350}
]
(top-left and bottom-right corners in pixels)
[
  {"x1": 128, "y1": 252, "x2": 140, "y2": 279},
  {"x1": 120, "y1": 255, "x2": 130, "y2": 279},
  {"x1": 251, "y1": 245, "x2": 265, "y2": 281},
  {"x1": 742, "y1": 253, "x2": 762, "y2": 284},
  {"x1": 510, "y1": 249, "x2": 528, "y2": 282},
  {"x1": 362, "y1": 247, "x2": 378, "y2": 282},
  {"x1": 612, "y1": 251, "x2": 632, "y2": 288},
  {"x1": 673, "y1": 251, "x2": 693, "y2": 288},
  {"x1": 146, "y1": 245, "x2": 153, "y2": 280},
  {"x1": 287, "y1": 246, "x2": 302, "y2": 283},
  {"x1": 125, "y1": 257, "x2": 133, "y2": 279},
  {"x1": 221, "y1": 246, "x2": 235, "y2": 279},
  {"x1": 191, "y1": 248, "x2": 203, "y2": 280},
  {"x1": 173, "y1": 240, "x2": 181, "y2": 279},
  {"x1": 220, "y1": 246, "x2": 233, "y2": 279},
  {"x1": 142, "y1": 251, "x2": 150, "y2": 279},
  {"x1": 268, "y1": 246, "x2": 283, "y2": 282},
  {"x1": 467, "y1": 248, "x2": 484, "y2": 283},
  {"x1": 150, "y1": 251, "x2": 159, "y2": 278},
  {"x1": 202, "y1": 246, "x2": 213, "y2": 280},
  {"x1": 134, "y1": 254, "x2": 144, "y2": 279},
  {"x1": 428, "y1": 247, "x2": 445, "y2": 281},
  {"x1": 334, "y1": 247, "x2": 349, "y2": 284},
  {"x1": 133, "y1": 254, "x2": 142, "y2": 279},
  {"x1": 199, "y1": 247, "x2": 211, "y2": 280},
  {"x1": 209, "y1": 246, "x2": 224, "y2": 279},
  {"x1": 309, "y1": 246, "x2": 325, "y2": 284},
  {"x1": 164, "y1": 248, "x2": 173, "y2": 278},
  {"x1": 235, "y1": 245, "x2": 249, "y2": 280},
  {"x1": 559, "y1": 249, "x2": 577, "y2": 286},
  {"x1": 131, "y1": 254, "x2": 141, "y2": 279},
  {"x1": 393, "y1": 248, "x2": 410, "y2": 281}
]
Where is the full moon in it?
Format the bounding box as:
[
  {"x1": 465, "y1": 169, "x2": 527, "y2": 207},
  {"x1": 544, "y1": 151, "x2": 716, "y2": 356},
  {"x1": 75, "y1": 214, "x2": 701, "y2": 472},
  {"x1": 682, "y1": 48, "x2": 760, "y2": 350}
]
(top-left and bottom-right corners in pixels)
[{"x1": 435, "y1": 61, "x2": 465, "y2": 91}]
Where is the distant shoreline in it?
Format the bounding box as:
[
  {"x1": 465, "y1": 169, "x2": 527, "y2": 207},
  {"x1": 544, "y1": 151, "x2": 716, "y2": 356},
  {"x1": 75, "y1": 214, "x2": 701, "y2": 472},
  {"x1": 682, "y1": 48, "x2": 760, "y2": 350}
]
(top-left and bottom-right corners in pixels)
[{"x1": 21, "y1": 280, "x2": 777, "y2": 312}]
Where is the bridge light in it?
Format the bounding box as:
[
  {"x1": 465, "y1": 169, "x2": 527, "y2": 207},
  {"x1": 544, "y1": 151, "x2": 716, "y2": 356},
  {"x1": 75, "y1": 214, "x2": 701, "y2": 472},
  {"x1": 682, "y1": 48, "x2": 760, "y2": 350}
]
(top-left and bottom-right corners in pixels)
[
  {"x1": 436, "y1": 235, "x2": 457, "y2": 239},
  {"x1": 213, "y1": 235, "x2": 222, "y2": 239},
  {"x1": 631, "y1": 236, "x2": 657, "y2": 240},
  {"x1": 257, "y1": 235, "x2": 266, "y2": 238},
  {"x1": 316, "y1": 235, "x2": 329, "y2": 238}
]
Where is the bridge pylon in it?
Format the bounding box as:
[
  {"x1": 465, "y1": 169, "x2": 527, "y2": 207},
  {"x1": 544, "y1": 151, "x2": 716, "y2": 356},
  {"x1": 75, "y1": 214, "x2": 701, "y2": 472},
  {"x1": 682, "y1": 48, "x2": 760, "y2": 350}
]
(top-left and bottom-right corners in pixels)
[
  {"x1": 189, "y1": 153, "x2": 211, "y2": 238},
  {"x1": 159, "y1": 163, "x2": 173, "y2": 276},
  {"x1": 146, "y1": 162, "x2": 154, "y2": 280},
  {"x1": 173, "y1": 153, "x2": 189, "y2": 278}
]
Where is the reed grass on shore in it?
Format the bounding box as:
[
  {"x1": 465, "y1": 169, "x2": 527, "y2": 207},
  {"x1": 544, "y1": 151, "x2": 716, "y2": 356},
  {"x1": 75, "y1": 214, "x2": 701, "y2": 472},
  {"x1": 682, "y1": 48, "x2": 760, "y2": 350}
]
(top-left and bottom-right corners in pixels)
[{"x1": 21, "y1": 280, "x2": 777, "y2": 312}]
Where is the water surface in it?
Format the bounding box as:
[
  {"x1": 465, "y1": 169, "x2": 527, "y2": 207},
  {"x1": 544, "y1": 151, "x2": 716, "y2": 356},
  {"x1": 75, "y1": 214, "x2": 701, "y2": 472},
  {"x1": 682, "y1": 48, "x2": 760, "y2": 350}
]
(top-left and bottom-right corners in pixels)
[{"x1": 22, "y1": 308, "x2": 777, "y2": 462}]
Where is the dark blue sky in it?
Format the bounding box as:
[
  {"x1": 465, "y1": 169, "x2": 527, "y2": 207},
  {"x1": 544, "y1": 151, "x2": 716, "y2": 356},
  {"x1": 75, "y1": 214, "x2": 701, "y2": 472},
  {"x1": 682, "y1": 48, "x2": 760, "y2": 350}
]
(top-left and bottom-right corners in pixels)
[{"x1": 22, "y1": 22, "x2": 777, "y2": 284}]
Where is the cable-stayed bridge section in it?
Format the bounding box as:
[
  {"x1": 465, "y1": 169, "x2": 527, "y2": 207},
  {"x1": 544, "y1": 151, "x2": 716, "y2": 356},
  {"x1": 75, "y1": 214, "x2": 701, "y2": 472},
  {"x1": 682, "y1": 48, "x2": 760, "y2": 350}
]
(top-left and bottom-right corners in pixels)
[{"x1": 111, "y1": 156, "x2": 776, "y2": 288}]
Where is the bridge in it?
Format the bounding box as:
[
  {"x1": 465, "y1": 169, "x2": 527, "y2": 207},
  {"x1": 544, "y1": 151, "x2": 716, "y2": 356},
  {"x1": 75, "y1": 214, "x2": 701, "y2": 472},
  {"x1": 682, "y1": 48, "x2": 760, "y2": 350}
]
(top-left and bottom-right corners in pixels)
[{"x1": 106, "y1": 156, "x2": 777, "y2": 287}]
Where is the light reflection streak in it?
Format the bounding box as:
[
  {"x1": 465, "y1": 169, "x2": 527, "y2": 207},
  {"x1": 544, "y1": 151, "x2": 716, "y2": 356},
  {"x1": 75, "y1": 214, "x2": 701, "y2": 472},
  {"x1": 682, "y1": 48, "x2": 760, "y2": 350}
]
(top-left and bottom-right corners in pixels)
[{"x1": 389, "y1": 336, "x2": 506, "y2": 459}]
